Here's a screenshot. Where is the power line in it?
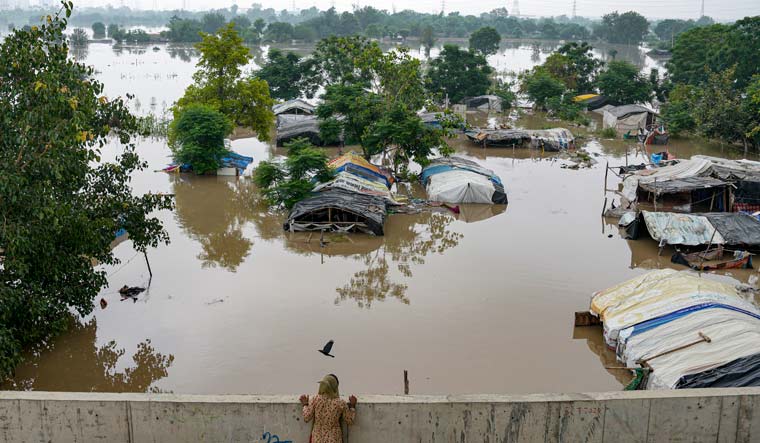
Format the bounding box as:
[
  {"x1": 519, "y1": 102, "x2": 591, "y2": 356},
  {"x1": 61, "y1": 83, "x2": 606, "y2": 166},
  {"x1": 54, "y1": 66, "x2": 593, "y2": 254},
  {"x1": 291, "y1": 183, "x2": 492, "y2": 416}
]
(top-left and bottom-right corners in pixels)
[
  {"x1": 572, "y1": 0, "x2": 577, "y2": 18},
  {"x1": 512, "y1": 0, "x2": 520, "y2": 17},
  {"x1": 700, "y1": 0, "x2": 705, "y2": 17}
]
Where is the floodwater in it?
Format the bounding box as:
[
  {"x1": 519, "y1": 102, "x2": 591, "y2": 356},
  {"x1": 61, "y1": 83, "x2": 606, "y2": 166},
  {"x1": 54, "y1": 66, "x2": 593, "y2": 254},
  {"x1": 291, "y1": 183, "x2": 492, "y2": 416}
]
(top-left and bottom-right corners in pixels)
[{"x1": 3, "y1": 40, "x2": 757, "y2": 396}]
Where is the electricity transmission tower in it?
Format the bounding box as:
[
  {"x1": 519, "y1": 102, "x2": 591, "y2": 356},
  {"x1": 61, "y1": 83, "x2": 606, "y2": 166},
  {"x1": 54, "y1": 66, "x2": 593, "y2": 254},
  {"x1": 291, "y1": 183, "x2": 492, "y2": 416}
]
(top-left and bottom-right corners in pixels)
[{"x1": 512, "y1": 0, "x2": 520, "y2": 17}]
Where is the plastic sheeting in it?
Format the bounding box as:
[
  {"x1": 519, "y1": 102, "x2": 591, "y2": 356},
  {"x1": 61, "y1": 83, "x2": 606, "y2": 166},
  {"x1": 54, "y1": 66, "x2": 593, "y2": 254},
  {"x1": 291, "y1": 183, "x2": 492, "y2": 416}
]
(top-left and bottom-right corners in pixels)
[
  {"x1": 421, "y1": 157, "x2": 503, "y2": 186},
  {"x1": 272, "y1": 99, "x2": 315, "y2": 116},
  {"x1": 276, "y1": 116, "x2": 322, "y2": 147},
  {"x1": 464, "y1": 95, "x2": 502, "y2": 111},
  {"x1": 638, "y1": 176, "x2": 727, "y2": 195},
  {"x1": 425, "y1": 170, "x2": 506, "y2": 204},
  {"x1": 528, "y1": 128, "x2": 575, "y2": 151},
  {"x1": 464, "y1": 129, "x2": 531, "y2": 147},
  {"x1": 328, "y1": 152, "x2": 394, "y2": 188},
  {"x1": 284, "y1": 188, "x2": 387, "y2": 236},
  {"x1": 640, "y1": 212, "x2": 724, "y2": 246},
  {"x1": 589, "y1": 269, "x2": 760, "y2": 389},
  {"x1": 313, "y1": 171, "x2": 397, "y2": 204},
  {"x1": 621, "y1": 158, "x2": 714, "y2": 201},
  {"x1": 703, "y1": 213, "x2": 760, "y2": 246},
  {"x1": 676, "y1": 352, "x2": 760, "y2": 388}
]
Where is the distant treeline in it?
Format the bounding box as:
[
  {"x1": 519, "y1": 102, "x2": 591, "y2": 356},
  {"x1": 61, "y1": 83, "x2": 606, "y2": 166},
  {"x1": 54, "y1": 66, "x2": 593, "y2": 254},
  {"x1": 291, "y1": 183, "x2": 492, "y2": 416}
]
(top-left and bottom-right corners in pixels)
[{"x1": 3, "y1": 5, "x2": 719, "y2": 47}]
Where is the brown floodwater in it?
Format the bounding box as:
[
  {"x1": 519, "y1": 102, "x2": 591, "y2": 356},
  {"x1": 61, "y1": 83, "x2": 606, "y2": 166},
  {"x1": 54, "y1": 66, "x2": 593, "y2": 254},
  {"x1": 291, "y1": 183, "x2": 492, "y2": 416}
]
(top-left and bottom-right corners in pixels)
[{"x1": 3, "y1": 41, "x2": 759, "y2": 396}]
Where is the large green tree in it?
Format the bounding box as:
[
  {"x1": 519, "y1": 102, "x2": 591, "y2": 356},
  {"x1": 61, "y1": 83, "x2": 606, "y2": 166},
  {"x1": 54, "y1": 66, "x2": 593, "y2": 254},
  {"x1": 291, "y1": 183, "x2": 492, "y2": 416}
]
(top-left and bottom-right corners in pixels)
[
  {"x1": 256, "y1": 48, "x2": 305, "y2": 100},
  {"x1": 597, "y1": 60, "x2": 653, "y2": 105},
  {"x1": 426, "y1": 44, "x2": 493, "y2": 104},
  {"x1": 520, "y1": 69, "x2": 566, "y2": 109},
  {"x1": 175, "y1": 23, "x2": 274, "y2": 141},
  {"x1": 594, "y1": 11, "x2": 649, "y2": 45},
  {"x1": 556, "y1": 42, "x2": 601, "y2": 94},
  {"x1": 91, "y1": 21, "x2": 105, "y2": 39},
  {"x1": 169, "y1": 105, "x2": 233, "y2": 175},
  {"x1": 469, "y1": 26, "x2": 501, "y2": 56},
  {"x1": 0, "y1": 2, "x2": 172, "y2": 378}
]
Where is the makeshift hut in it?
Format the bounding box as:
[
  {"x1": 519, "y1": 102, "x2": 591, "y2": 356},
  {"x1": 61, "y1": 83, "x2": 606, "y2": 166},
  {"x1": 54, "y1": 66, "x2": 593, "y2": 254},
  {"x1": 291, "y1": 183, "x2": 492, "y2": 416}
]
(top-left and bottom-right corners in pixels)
[
  {"x1": 420, "y1": 157, "x2": 507, "y2": 204},
  {"x1": 276, "y1": 115, "x2": 323, "y2": 147},
  {"x1": 625, "y1": 211, "x2": 760, "y2": 249},
  {"x1": 464, "y1": 129, "x2": 531, "y2": 147},
  {"x1": 588, "y1": 269, "x2": 760, "y2": 389},
  {"x1": 463, "y1": 95, "x2": 502, "y2": 112},
  {"x1": 636, "y1": 176, "x2": 730, "y2": 213},
  {"x1": 283, "y1": 188, "x2": 387, "y2": 236},
  {"x1": 272, "y1": 99, "x2": 315, "y2": 116},
  {"x1": 327, "y1": 152, "x2": 394, "y2": 189},
  {"x1": 528, "y1": 128, "x2": 575, "y2": 151},
  {"x1": 595, "y1": 104, "x2": 657, "y2": 135},
  {"x1": 573, "y1": 94, "x2": 608, "y2": 110},
  {"x1": 160, "y1": 151, "x2": 253, "y2": 176}
]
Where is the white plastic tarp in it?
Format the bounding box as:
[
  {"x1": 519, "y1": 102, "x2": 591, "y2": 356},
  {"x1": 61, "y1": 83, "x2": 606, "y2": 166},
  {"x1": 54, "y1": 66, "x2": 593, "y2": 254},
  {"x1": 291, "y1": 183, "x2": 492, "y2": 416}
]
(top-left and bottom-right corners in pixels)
[
  {"x1": 426, "y1": 170, "x2": 496, "y2": 204},
  {"x1": 603, "y1": 110, "x2": 647, "y2": 132},
  {"x1": 621, "y1": 158, "x2": 713, "y2": 201},
  {"x1": 590, "y1": 269, "x2": 744, "y2": 346},
  {"x1": 313, "y1": 171, "x2": 397, "y2": 204},
  {"x1": 640, "y1": 211, "x2": 725, "y2": 246}
]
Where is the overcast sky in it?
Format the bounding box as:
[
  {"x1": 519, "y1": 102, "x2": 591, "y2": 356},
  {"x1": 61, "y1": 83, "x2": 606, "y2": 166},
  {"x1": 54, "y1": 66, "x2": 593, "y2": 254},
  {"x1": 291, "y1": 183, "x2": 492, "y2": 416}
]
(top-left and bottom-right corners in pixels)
[{"x1": 68, "y1": 0, "x2": 760, "y2": 21}]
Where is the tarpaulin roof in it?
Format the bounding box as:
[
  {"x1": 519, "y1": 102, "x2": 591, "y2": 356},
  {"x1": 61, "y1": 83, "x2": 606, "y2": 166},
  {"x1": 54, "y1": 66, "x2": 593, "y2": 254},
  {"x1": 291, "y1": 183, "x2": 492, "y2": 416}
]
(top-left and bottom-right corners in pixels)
[
  {"x1": 574, "y1": 94, "x2": 599, "y2": 102},
  {"x1": 602, "y1": 104, "x2": 656, "y2": 118},
  {"x1": 676, "y1": 352, "x2": 760, "y2": 388},
  {"x1": 421, "y1": 157, "x2": 503, "y2": 186},
  {"x1": 464, "y1": 129, "x2": 531, "y2": 146},
  {"x1": 639, "y1": 212, "x2": 725, "y2": 246},
  {"x1": 284, "y1": 188, "x2": 387, "y2": 236},
  {"x1": 327, "y1": 152, "x2": 394, "y2": 187},
  {"x1": 313, "y1": 171, "x2": 398, "y2": 204},
  {"x1": 622, "y1": 158, "x2": 714, "y2": 201},
  {"x1": 463, "y1": 95, "x2": 502, "y2": 110},
  {"x1": 693, "y1": 155, "x2": 760, "y2": 180},
  {"x1": 703, "y1": 213, "x2": 760, "y2": 246},
  {"x1": 528, "y1": 128, "x2": 575, "y2": 151},
  {"x1": 272, "y1": 99, "x2": 315, "y2": 115},
  {"x1": 219, "y1": 151, "x2": 253, "y2": 172},
  {"x1": 589, "y1": 269, "x2": 760, "y2": 389},
  {"x1": 638, "y1": 176, "x2": 727, "y2": 194},
  {"x1": 276, "y1": 116, "x2": 322, "y2": 146}
]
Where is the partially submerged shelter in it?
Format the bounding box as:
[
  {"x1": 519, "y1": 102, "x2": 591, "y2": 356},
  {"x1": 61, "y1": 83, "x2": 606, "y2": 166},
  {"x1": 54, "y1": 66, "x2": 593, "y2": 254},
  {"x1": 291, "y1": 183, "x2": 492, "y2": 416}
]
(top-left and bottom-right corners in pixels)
[
  {"x1": 636, "y1": 176, "x2": 730, "y2": 213},
  {"x1": 528, "y1": 128, "x2": 575, "y2": 151},
  {"x1": 284, "y1": 188, "x2": 387, "y2": 235},
  {"x1": 420, "y1": 157, "x2": 507, "y2": 204},
  {"x1": 272, "y1": 99, "x2": 315, "y2": 116},
  {"x1": 463, "y1": 95, "x2": 502, "y2": 112},
  {"x1": 589, "y1": 269, "x2": 760, "y2": 389},
  {"x1": 276, "y1": 115, "x2": 322, "y2": 147},
  {"x1": 464, "y1": 129, "x2": 531, "y2": 147},
  {"x1": 595, "y1": 104, "x2": 657, "y2": 135},
  {"x1": 573, "y1": 94, "x2": 608, "y2": 110},
  {"x1": 327, "y1": 151, "x2": 394, "y2": 188},
  {"x1": 625, "y1": 211, "x2": 760, "y2": 249}
]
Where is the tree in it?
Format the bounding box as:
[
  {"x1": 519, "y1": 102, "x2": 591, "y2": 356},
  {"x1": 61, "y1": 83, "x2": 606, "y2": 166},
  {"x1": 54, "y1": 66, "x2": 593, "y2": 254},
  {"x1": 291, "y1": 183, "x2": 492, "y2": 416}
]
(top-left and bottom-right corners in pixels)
[
  {"x1": 176, "y1": 24, "x2": 274, "y2": 140},
  {"x1": 264, "y1": 22, "x2": 293, "y2": 43},
  {"x1": 0, "y1": 3, "x2": 172, "y2": 378},
  {"x1": 426, "y1": 44, "x2": 493, "y2": 104},
  {"x1": 162, "y1": 16, "x2": 203, "y2": 42},
  {"x1": 594, "y1": 11, "x2": 649, "y2": 44},
  {"x1": 107, "y1": 23, "x2": 119, "y2": 39},
  {"x1": 169, "y1": 105, "x2": 233, "y2": 174},
  {"x1": 689, "y1": 68, "x2": 755, "y2": 148},
  {"x1": 230, "y1": 15, "x2": 251, "y2": 36},
  {"x1": 661, "y1": 83, "x2": 696, "y2": 136},
  {"x1": 520, "y1": 69, "x2": 566, "y2": 109},
  {"x1": 420, "y1": 25, "x2": 436, "y2": 57},
  {"x1": 256, "y1": 48, "x2": 305, "y2": 100},
  {"x1": 201, "y1": 12, "x2": 226, "y2": 35},
  {"x1": 301, "y1": 35, "x2": 382, "y2": 92},
  {"x1": 91, "y1": 22, "x2": 105, "y2": 39},
  {"x1": 653, "y1": 19, "x2": 695, "y2": 43},
  {"x1": 69, "y1": 27, "x2": 88, "y2": 46},
  {"x1": 597, "y1": 60, "x2": 653, "y2": 105},
  {"x1": 556, "y1": 42, "x2": 602, "y2": 93},
  {"x1": 468, "y1": 26, "x2": 501, "y2": 56}
]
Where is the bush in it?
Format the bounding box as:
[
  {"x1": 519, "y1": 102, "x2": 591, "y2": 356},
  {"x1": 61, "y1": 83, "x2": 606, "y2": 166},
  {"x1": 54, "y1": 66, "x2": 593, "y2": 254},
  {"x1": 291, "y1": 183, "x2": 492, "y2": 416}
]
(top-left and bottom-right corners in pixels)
[
  {"x1": 598, "y1": 127, "x2": 618, "y2": 138},
  {"x1": 169, "y1": 105, "x2": 232, "y2": 174}
]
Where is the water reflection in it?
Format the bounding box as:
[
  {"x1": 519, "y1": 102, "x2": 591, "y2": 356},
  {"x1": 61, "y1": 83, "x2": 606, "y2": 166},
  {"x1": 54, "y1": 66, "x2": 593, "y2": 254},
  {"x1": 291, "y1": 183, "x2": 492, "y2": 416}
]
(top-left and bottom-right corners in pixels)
[
  {"x1": 3, "y1": 319, "x2": 174, "y2": 393},
  {"x1": 70, "y1": 44, "x2": 88, "y2": 61},
  {"x1": 167, "y1": 45, "x2": 197, "y2": 63},
  {"x1": 573, "y1": 326, "x2": 629, "y2": 387},
  {"x1": 172, "y1": 175, "x2": 254, "y2": 271}
]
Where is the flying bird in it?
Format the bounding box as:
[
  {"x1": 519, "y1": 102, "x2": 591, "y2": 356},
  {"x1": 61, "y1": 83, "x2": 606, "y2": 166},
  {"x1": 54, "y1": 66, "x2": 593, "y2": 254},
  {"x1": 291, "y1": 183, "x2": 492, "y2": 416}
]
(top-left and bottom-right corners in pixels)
[{"x1": 318, "y1": 340, "x2": 335, "y2": 358}]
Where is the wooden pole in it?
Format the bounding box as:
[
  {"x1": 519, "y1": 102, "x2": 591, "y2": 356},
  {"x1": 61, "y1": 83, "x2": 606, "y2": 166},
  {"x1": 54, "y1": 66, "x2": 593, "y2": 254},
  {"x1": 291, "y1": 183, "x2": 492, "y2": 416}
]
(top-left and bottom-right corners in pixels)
[
  {"x1": 143, "y1": 251, "x2": 153, "y2": 278},
  {"x1": 637, "y1": 332, "x2": 711, "y2": 365},
  {"x1": 653, "y1": 178, "x2": 658, "y2": 212},
  {"x1": 603, "y1": 161, "x2": 609, "y2": 196},
  {"x1": 698, "y1": 229, "x2": 719, "y2": 271},
  {"x1": 601, "y1": 197, "x2": 607, "y2": 217},
  {"x1": 403, "y1": 370, "x2": 409, "y2": 395}
]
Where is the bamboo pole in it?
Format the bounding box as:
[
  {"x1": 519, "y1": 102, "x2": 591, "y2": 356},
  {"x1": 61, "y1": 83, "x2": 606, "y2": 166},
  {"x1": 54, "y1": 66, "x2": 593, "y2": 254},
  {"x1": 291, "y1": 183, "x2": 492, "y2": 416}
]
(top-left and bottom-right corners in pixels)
[{"x1": 403, "y1": 370, "x2": 409, "y2": 395}]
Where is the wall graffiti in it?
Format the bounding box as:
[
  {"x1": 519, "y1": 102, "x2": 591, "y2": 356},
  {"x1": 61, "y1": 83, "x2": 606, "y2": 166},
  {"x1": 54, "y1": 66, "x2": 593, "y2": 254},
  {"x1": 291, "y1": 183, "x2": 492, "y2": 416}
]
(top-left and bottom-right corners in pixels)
[{"x1": 262, "y1": 431, "x2": 292, "y2": 443}]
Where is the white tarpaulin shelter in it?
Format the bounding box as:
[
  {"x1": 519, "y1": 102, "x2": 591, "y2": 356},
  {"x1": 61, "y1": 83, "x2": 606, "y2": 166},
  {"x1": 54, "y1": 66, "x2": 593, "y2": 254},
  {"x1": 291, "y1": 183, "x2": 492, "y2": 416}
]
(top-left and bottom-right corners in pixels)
[
  {"x1": 589, "y1": 269, "x2": 760, "y2": 389},
  {"x1": 426, "y1": 170, "x2": 499, "y2": 204},
  {"x1": 621, "y1": 158, "x2": 713, "y2": 201},
  {"x1": 596, "y1": 104, "x2": 657, "y2": 134}
]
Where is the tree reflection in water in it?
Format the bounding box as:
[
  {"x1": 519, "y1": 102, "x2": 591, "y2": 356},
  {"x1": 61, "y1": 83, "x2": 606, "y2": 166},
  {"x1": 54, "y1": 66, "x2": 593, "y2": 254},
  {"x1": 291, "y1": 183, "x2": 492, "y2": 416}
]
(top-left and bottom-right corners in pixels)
[
  {"x1": 3, "y1": 318, "x2": 174, "y2": 392},
  {"x1": 335, "y1": 211, "x2": 464, "y2": 308},
  {"x1": 171, "y1": 175, "x2": 254, "y2": 271},
  {"x1": 167, "y1": 45, "x2": 196, "y2": 63}
]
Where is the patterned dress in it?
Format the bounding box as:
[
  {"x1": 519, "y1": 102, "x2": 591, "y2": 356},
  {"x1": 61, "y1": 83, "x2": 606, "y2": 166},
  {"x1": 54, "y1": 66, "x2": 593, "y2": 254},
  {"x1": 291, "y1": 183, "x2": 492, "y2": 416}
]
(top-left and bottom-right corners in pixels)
[{"x1": 302, "y1": 394, "x2": 356, "y2": 443}]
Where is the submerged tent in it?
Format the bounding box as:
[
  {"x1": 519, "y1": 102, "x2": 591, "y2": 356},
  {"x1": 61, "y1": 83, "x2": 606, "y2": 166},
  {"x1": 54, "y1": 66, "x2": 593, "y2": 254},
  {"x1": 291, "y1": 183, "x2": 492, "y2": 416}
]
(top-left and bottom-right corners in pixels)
[
  {"x1": 463, "y1": 95, "x2": 502, "y2": 111},
  {"x1": 276, "y1": 116, "x2": 323, "y2": 147},
  {"x1": 528, "y1": 128, "x2": 575, "y2": 151},
  {"x1": 464, "y1": 129, "x2": 531, "y2": 147},
  {"x1": 272, "y1": 99, "x2": 315, "y2": 116},
  {"x1": 595, "y1": 104, "x2": 657, "y2": 134},
  {"x1": 313, "y1": 171, "x2": 397, "y2": 204},
  {"x1": 628, "y1": 211, "x2": 760, "y2": 248},
  {"x1": 421, "y1": 157, "x2": 507, "y2": 204},
  {"x1": 284, "y1": 188, "x2": 387, "y2": 236},
  {"x1": 328, "y1": 152, "x2": 394, "y2": 188},
  {"x1": 589, "y1": 269, "x2": 760, "y2": 390},
  {"x1": 573, "y1": 94, "x2": 608, "y2": 110}
]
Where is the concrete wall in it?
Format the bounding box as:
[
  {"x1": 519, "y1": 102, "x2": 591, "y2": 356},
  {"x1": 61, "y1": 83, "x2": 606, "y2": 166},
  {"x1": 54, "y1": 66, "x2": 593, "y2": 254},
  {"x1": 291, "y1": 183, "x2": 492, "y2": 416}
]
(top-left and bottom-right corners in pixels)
[{"x1": 2, "y1": 388, "x2": 760, "y2": 442}]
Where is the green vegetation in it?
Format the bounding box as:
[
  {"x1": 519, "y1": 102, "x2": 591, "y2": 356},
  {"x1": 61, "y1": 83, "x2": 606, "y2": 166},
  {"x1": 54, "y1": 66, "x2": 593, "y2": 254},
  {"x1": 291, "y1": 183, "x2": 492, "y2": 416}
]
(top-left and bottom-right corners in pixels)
[
  {"x1": 69, "y1": 27, "x2": 88, "y2": 46},
  {"x1": 598, "y1": 127, "x2": 618, "y2": 138},
  {"x1": 521, "y1": 69, "x2": 566, "y2": 110},
  {"x1": 427, "y1": 45, "x2": 493, "y2": 104},
  {"x1": 253, "y1": 138, "x2": 332, "y2": 209},
  {"x1": 597, "y1": 60, "x2": 653, "y2": 105},
  {"x1": 469, "y1": 26, "x2": 501, "y2": 56},
  {"x1": 0, "y1": 2, "x2": 172, "y2": 379},
  {"x1": 593, "y1": 11, "x2": 649, "y2": 45},
  {"x1": 168, "y1": 105, "x2": 232, "y2": 175},
  {"x1": 91, "y1": 21, "x2": 104, "y2": 38},
  {"x1": 255, "y1": 49, "x2": 306, "y2": 101},
  {"x1": 663, "y1": 17, "x2": 760, "y2": 148},
  {"x1": 175, "y1": 23, "x2": 274, "y2": 141}
]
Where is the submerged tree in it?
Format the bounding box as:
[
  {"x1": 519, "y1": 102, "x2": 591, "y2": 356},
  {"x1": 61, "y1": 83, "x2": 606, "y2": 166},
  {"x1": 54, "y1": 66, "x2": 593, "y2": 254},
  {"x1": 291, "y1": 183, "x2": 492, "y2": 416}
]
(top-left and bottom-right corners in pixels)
[
  {"x1": 426, "y1": 45, "x2": 492, "y2": 104},
  {"x1": 255, "y1": 48, "x2": 306, "y2": 100},
  {"x1": 597, "y1": 60, "x2": 653, "y2": 105},
  {"x1": 468, "y1": 26, "x2": 501, "y2": 56},
  {"x1": 91, "y1": 21, "x2": 105, "y2": 39},
  {"x1": 0, "y1": 1, "x2": 173, "y2": 378},
  {"x1": 175, "y1": 23, "x2": 274, "y2": 141},
  {"x1": 168, "y1": 104, "x2": 233, "y2": 175},
  {"x1": 69, "y1": 27, "x2": 88, "y2": 46}
]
